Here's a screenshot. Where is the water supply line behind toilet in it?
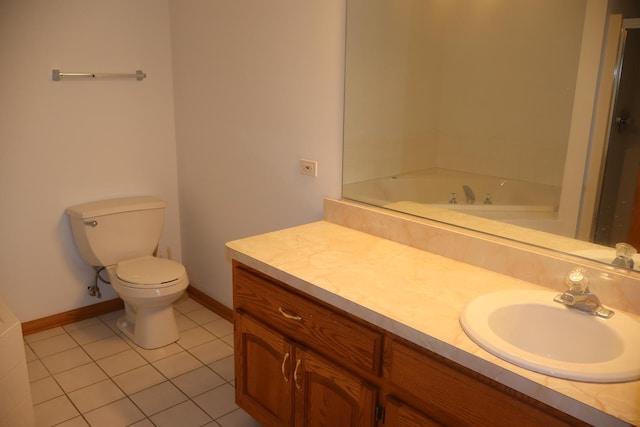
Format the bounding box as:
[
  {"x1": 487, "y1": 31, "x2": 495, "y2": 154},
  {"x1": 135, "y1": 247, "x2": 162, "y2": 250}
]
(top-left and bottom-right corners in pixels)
[{"x1": 89, "y1": 266, "x2": 111, "y2": 298}]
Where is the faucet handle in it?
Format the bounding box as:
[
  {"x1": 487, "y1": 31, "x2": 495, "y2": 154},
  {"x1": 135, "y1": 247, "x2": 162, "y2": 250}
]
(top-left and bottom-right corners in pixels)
[
  {"x1": 616, "y1": 243, "x2": 637, "y2": 256},
  {"x1": 565, "y1": 267, "x2": 588, "y2": 294},
  {"x1": 613, "y1": 243, "x2": 637, "y2": 269}
]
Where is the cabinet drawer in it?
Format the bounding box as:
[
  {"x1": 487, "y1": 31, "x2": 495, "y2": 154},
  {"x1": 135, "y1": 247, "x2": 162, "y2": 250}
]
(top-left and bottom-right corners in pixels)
[
  {"x1": 384, "y1": 339, "x2": 587, "y2": 427},
  {"x1": 233, "y1": 263, "x2": 383, "y2": 375}
]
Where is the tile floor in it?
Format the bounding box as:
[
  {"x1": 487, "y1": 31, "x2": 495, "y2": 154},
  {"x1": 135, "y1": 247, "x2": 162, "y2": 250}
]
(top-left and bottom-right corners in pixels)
[{"x1": 24, "y1": 295, "x2": 261, "y2": 427}]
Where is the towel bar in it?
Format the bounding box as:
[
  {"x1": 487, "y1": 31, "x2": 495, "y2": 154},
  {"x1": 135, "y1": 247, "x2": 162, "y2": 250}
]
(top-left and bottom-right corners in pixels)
[{"x1": 52, "y1": 69, "x2": 146, "y2": 81}]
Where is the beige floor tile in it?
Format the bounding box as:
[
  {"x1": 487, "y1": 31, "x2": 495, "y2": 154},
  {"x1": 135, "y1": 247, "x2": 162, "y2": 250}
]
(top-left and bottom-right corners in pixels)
[
  {"x1": 173, "y1": 298, "x2": 205, "y2": 314},
  {"x1": 27, "y1": 360, "x2": 50, "y2": 382},
  {"x1": 97, "y1": 348, "x2": 147, "y2": 377},
  {"x1": 192, "y1": 383, "x2": 238, "y2": 419},
  {"x1": 28, "y1": 303, "x2": 242, "y2": 427},
  {"x1": 62, "y1": 317, "x2": 102, "y2": 332},
  {"x1": 216, "y1": 408, "x2": 262, "y2": 427},
  {"x1": 150, "y1": 400, "x2": 212, "y2": 427},
  {"x1": 134, "y1": 342, "x2": 183, "y2": 363},
  {"x1": 202, "y1": 318, "x2": 234, "y2": 338},
  {"x1": 67, "y1": 378, "x2": 125, "y2": 413},
  {"x1": 129, "y1": 419, "x2": 155, "y2": 427},
  {"x1": 176, "y1": 326, "x2": 216, "y2": 349},
  {"x1": 67, "y1": 323, "x2": 115, "y2": 345},
  {"x1": 112, "y1": 364, "x2": 166, "y2": 395},
  {"x1": 24, "y1": 327, "x2": 66, "y2": 344},
  {"x1": 54, "y1": 362, "x2": 108, "y2": 393},
  {"x1": 33, "y1": 395, "x2": 79, "y2": 427},
  {"x1": 82, "y1": 335, "x2": 131, "y2": 360},
  {"x1": 208, "y1": 355, "x2": 235, "y2": 382},
  {"x1": 171, "y1": 366, "x2": 225, "y2": 397},
  {"x1": 184, "y1": 307, "x2": 221, "y2": 325},
  {"x1": 175, "y1": 313, "x2": 198, "y2": 332},
  {"x1": 41, "y1": 347, "x2": 92, "y2": 374},
  {"x1": 29, "y1": 333, "x2": 78, "y2": 359},
  {"x1": 100, "y1": 310, "x2": 126, "y2": 334},
  {"x1": 99, "y1": 309, "x2": 125, "y2": 322},
  {"x1": 152, "y1": 350, "x2": 204, "y2": 378},
  {"x1": 130, "y1": 381, "x2": 188, "y2": 416},
  {"x1": 189, "y1": 338, "x2": 234, "y2": 365},
  {"x1": 30, "y1": 375, "x2": 64, "y2": 405},
  {"x1": 83, "y1": 398, "x2": 145, "y2": 427},
  {"x1": 222, "y1": 333, "x2": 234, "y2": 347},
  {"x1": 55, "y1": 415, "x2": 90, "y2": 426}
]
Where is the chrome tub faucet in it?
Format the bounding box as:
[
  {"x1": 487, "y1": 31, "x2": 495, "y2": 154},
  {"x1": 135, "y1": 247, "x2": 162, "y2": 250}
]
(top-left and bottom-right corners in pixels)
[
  {"x1": 554, "y1": 267, "x2": 614, "y2": 319},
  {"x1": 462, "y1": 185, "x2": 475, "y2": 204}
]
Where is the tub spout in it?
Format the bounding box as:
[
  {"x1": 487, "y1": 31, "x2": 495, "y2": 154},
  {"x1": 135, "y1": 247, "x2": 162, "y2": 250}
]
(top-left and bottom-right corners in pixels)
[{"x1": 462, "y1": 185, "x2": 475, "y2": 204}]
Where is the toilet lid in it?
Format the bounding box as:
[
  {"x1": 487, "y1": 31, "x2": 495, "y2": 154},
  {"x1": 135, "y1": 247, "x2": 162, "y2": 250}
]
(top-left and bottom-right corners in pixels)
[{"x1": 116, "y1": 256, "x2": 185, "y2": 286}]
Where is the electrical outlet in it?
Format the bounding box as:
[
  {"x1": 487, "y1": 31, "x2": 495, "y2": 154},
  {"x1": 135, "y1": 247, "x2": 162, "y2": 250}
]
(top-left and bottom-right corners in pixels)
[{"x1": 299, "y1": 159, "x2": 318, "y2": 177}]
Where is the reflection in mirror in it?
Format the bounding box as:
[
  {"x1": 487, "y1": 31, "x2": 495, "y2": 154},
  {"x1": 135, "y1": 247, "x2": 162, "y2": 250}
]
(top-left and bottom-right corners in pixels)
[
  {"x1": 342, "y1": 0, "x2": 640, "y2": 272},
  {"x1": 594, "y1": 23, "x2": 640, "y2": 248}
]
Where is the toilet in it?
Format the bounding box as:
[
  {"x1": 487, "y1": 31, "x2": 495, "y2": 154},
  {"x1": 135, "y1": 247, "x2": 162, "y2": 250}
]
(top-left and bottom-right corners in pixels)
[{"x1": 66, "y1": 196, "x2": 189, "y2": 349}]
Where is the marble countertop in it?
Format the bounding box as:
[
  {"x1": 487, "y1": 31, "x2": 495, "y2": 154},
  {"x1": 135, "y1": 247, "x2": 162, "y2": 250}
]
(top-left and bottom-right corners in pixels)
[{"x1": 226, "y1": 220, "x2": 640, "y2": 426}]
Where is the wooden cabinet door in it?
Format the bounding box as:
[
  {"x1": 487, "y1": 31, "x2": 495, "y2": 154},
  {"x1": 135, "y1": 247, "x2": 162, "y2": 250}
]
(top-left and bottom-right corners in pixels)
[
  {"x1": 235, "y1": 312, "x2": 294, "y2": 427},
  {"x1": 383, "y1": 397, "x2": 443, "y2": 427},
  {"x1": 293, "y1": 347, "x2": 377, "y2": 427}
]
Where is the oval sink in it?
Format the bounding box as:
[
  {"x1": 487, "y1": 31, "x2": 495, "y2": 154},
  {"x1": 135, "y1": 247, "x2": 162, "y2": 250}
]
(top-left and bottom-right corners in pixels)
[{"x1": 460, "y1": 290, "x2": 640, "y2": 382}]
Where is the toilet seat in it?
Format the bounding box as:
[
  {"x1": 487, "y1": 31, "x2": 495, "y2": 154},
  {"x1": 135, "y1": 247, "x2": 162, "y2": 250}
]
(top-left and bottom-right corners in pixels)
[{"x1": 116, "y1": 256, "x2": 186, "y2": 289}]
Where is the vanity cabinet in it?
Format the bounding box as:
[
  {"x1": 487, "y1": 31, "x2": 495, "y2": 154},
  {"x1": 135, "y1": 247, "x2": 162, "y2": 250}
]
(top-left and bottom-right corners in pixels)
[
  {"x1": 382, "y1": 338, "x2": 588, "y2": 427},
  {"x1": 232, "y1": 261, "x2": 588, "y2": 427},
  {"x1": 233, "y1": 262, "x2": 381, "y2": 426}
]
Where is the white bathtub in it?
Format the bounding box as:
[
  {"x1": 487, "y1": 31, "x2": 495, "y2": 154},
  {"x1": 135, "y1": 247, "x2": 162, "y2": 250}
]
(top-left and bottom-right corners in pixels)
[
  {"x1": 343, "y1": 169, "x2": 560, "y2": 221},
  {"x1": 0, "y1": 298, "x2": 34, "y2": 426}
]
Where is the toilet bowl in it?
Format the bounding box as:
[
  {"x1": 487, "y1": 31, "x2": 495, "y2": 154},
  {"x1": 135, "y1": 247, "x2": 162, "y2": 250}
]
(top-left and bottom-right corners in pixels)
[
  {"x1": 109, "y1": 255, "x2": 188, "y2": 349},
  {"x1": 66, "y1": 196, "x2": 189, "y2": 349}
]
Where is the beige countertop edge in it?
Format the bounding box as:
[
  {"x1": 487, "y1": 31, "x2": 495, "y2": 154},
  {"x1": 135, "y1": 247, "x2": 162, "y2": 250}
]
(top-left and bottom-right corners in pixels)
[{"x1": 226, "y1": 222, "x2": 639, "y2": 427}]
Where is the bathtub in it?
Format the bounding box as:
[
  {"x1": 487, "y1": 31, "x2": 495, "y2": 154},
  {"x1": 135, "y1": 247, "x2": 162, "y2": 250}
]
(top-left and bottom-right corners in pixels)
[
  {"x1": 342, "y1": 169, "x2": 560, "y2": 221},
  {"x1": 0, "y1": 297, "x2": 34, "y2": 426}
]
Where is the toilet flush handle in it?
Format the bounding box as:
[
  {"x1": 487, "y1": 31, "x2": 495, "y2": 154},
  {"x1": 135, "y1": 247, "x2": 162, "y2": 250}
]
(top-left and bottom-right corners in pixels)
[{"x1": 84, "y1": 220, "x2": 98, "y2": 227}]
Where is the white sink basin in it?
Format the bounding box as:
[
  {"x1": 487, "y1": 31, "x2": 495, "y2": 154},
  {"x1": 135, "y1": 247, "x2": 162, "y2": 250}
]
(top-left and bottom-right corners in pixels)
[{"x1": 460, "y1": 290, "x2": 640, "y2": 382}]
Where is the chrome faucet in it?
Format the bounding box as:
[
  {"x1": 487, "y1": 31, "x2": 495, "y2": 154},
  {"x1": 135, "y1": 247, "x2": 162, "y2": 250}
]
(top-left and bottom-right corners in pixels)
[
  {"x1": 462, "y1": 185, "x2": 475, "y2": 204},
  {"x1": 611, "y1": 243, "x2": 636, "y2": 269},
  {"x1": 554, "y1": 267, "x2": 614, "y2": 319}
]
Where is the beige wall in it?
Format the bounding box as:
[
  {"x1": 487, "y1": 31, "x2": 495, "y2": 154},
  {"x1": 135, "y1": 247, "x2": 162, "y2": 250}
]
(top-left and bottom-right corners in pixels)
[
  {"x1": 0, "y1": 0, "x2": 181, "y2": 321},
  {"x1": 0, "y1": 0, "x2": 346, "y2": 319},
  {"x1": 169, "y1": 0, "x2": 345, "y2": 308}
]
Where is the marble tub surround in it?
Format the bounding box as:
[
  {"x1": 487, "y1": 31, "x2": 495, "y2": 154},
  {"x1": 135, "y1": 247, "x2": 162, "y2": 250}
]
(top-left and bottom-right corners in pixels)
[
  {"x1": 324, "y1": 198, "x2": 640, "y2": 316},
  {"x1": 226, "y1": 220, "x2": 640, "y2": 426}
]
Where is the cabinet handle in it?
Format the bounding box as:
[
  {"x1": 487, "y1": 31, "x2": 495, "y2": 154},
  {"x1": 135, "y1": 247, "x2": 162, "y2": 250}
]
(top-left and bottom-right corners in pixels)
[
  {"x1": 281, "y1": 352, "x2": 290, "y2": 382},
  {"x1": 293, "y1": 358, "x2": 302, "y2": 390},
  {"x1": 278, "y1": 307, "x2": 302, "y2": 321}
]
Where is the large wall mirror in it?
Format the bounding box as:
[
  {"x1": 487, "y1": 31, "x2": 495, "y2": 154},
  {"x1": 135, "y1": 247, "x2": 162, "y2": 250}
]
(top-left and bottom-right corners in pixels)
[{"x1": 343, "y1": 0, "x2": 640, "y2": 272}]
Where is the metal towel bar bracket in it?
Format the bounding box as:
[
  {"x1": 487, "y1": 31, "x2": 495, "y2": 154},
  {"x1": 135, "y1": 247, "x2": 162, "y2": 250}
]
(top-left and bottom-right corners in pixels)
[{"x1": 52, "y1": 69, "x2": 146, "y2": 81}]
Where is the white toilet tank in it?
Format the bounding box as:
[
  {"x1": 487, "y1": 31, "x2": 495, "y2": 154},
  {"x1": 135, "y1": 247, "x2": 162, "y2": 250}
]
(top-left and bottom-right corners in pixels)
[{"x1": 66, "y1": 196, "x2": 167, "y2": 267}]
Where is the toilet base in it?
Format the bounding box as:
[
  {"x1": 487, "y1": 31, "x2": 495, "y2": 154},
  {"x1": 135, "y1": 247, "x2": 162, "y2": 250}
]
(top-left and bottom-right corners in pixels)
[{"x1": 117, "y1": 302, "x2": 180, "y2": 349}]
